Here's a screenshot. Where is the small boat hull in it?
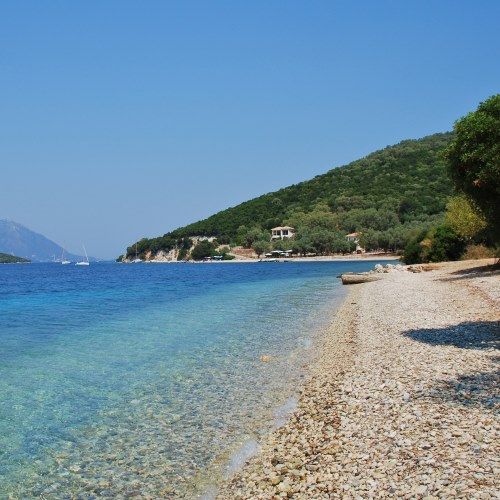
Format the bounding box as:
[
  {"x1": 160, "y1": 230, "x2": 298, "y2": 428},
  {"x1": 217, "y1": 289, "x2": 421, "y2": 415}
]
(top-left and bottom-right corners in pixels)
[{"x1": 341, "y1": 273, "x2": 382, "y2": 285}]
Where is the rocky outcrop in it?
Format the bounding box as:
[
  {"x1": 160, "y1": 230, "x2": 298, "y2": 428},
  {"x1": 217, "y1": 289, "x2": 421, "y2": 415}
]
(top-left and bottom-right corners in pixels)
[{"x1": 151, "y1": 249, "x2": 179, "y2": 262}]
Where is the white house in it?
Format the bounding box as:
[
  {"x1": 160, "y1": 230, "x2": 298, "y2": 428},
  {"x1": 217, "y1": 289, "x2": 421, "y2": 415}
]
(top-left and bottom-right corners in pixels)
[
  {"x1": 271, "y1": 226, "x2": 295, "y2": 240},
  {"x1": 346, "y1": 232, "x2": 359, "y2": 243},
  {"x1": 346, "y1": 232, "x2": 364, "y2": 253}
]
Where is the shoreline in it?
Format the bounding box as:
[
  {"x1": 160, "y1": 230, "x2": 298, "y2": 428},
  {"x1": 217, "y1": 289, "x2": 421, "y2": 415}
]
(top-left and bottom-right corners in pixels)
[
  {"x1": 140, "y1": 254, "x2": 400, "y2": 264},
  {"x1": 194, "y1": 290, "x2": 352, "y2": 499},
  {"x1": 216, "y1": 281, "x2": 361, "y2": 499},
  {"x1": 217, "y1": 259, "x2": 499, "y2": 498}
]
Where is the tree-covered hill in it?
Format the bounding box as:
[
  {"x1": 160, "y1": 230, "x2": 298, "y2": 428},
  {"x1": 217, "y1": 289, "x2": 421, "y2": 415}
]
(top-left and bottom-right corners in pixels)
[
  {"x1": 0, "y1": 252, "x2": 30, "y2": 263},
  {"x1": 124, "y1": 132, "x2": 454, "y2": 259}
]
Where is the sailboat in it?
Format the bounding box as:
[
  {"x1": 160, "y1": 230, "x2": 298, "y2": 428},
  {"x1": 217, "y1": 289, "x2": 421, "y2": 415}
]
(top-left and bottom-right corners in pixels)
[
  {"x1": 75, "y1": 245, "x2": 90, "y2": 266},
  {"x1": 61, "y1": 248, "x2": 71, "y2": 265},
  {"x1": 132, "y1": 243, "x2": 142, "y2": 263}
]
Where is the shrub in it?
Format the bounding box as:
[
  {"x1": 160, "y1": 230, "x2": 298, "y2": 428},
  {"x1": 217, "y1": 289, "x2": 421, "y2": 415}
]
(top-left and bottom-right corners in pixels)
[
  {"x1": 461, "y1": 244, "x2": 496, "y2": 260},
  {"x1": 402, "y1": 229, "x2": 427, "y2": 264},
  {"x1": 402, "y1": 225, "x2": 465, "y2": 264},
  {"x1": 177, "y1": 247, "x2": 188, "y2": 261},
  {"x1": 190, "y1": 240, "x2": 216, "y2": 260},
  {"x1": 176, "y1": 237, "x2": 193, "y2": 261},
  {"x1": 426, "y1": 225, "x2": 466, "y2": 263}
]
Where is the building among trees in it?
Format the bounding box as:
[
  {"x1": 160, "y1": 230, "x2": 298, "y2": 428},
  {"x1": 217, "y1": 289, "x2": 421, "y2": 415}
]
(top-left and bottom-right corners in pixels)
[
  {"x1": 346, "y1": 232, "x2": 365, "y2": 253},
  {"x1": 271, "y1": 226, "x2": 295, "y2": 240}
]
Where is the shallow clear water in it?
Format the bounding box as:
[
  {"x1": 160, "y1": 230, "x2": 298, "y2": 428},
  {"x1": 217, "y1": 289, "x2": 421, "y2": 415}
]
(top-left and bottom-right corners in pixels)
[{"x1": 0, "y1": 261, "x2": 379, "y2": 497}]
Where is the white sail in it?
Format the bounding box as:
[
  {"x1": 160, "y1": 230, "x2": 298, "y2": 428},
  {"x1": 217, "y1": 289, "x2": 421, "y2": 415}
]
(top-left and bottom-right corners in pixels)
[
  {"x1": 132, "y1": 243, "x2": 142, "y2": 263},
  {"x1": 61, "y1": 248, "x2": 71, "y2": 264},
  {"x1": 75, "y1": 245, "x2": 90, "y2": 266}
]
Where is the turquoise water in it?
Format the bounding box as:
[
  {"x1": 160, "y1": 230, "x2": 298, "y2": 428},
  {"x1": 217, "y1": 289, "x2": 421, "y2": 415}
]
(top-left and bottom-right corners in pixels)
[{"x1": 0, "y1": 261, "x2": 378, "y2": 497}]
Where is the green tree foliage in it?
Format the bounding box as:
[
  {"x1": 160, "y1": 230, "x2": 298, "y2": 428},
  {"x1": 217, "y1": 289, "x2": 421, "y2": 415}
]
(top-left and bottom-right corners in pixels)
[
  {"x1": 445, "y1": 94, "x2": 500, "y2": 241},
  {"x1": 426, "y1": 225, "x2": 466, "y2": 263},
  {"x1": 291, "y1": 228, "x2": 354, "y2": 255},
  {"x1": 0, "y1": 252, "x2": 30, "y2": 263},
  {"x1": 176, "y1": 238, "x2": 193, "y2": 261},
  {"x1": 445, "y1": 195, "x2": 487, "y2": 241},
  {"x1": 402, "y1": 225, "x2": 465, "y2": 264},
  {"x1": 190, "y1": 240, "x2": 215, "y2": 260},
  {"x1": 286, "y1": 205, "x2": 339, "y2": 233},
  {"x1": 402, "y1": 229, "x2": 428, "y2": 265},
  {"x1": 252, "y1": 239, "x2": 271, "y2": 257},
  {"x1": 239, "y1": 227, "x2": 268, "y2": 248},
  {"x1": 271, "y1": 239, "x2": 288, "y2": 251},
  {"x1": 291, "y1": 235, "x2": 314, "y2": 256},
  {"x1": 339, "y1": 208, "x2": 400, "y2": 233},
  {"x1": 360, "y1": 224, "x2": 434, "y2": 253},
  {"x1": 216, "y1": 246, "x2": 235, "y2": 260}
]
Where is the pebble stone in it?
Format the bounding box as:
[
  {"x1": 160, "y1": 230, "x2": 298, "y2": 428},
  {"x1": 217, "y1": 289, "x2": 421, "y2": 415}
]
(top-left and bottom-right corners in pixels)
[{"x1": 217, "y1": 259, "x2": 499, "y2": 499}]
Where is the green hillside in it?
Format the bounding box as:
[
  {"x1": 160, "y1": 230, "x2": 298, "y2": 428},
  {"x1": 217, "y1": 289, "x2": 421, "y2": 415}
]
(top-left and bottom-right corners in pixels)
[
  {"x1": 0, "y1": 252, "x2": 30, "y2": 263},
  {"x1": 124, "y1": 132, "x2": 454, "y2": 258}
]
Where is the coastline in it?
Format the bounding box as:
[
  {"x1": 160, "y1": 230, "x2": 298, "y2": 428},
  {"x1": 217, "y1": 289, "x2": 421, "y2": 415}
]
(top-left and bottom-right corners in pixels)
[
  {"x1": 192, "y1": 287, "x2": 353, "y2": 499},
  {"x1": 216, "y1": 281, "x2": 361, "y2": 499},
  {"x1": 217, "y1": 259, "x2": 499, "y2": 498},
  {"x1": 141, "y1": 254, "x2": 400, "y2": 264}
]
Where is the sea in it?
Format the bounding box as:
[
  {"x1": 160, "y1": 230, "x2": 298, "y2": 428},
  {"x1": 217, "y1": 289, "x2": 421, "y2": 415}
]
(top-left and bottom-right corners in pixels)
[{"x1": 0, "y1": 260, "x2": 382, "y2": 498}]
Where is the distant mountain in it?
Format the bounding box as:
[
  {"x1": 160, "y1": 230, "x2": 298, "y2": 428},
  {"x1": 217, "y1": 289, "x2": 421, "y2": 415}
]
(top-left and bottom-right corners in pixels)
[
  {"x1": 0, "y1": 219, "x2": 90, "y2": 262},
  {"x1": 0, "y1": 252, "x2": 30, "y2": 263}
]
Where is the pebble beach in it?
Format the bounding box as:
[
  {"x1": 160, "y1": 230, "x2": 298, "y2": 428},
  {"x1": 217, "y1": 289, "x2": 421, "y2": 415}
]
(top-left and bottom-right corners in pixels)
[{"x1": 218, "y1": 259, "x2": 499, "y2": 499}]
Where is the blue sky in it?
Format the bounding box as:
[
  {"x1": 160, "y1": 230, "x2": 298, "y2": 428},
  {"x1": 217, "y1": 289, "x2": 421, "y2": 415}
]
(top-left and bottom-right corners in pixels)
[{"x1": 1, "y1": 1, "x2": 498, "y2": 258}]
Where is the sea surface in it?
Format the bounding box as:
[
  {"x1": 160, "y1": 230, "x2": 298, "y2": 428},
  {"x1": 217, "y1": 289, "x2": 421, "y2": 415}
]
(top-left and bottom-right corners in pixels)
[{"x1": 0, "y1": 260, "x2": 381, "y2": 497}]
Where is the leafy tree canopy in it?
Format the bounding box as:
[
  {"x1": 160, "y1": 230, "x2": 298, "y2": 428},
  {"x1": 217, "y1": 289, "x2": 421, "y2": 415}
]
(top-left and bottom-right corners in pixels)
[
  {"x1": 190, "y1": 240, "x2": 216, "y2": 261},
  {"x1": 445, "y1": 94, "x2": 500, "y2": 241},
  {"x1": 252, "y1": 239, "x2": 271, "y2": 257},
  {"x1": 0, "y1": 252, "x2": 30, "y2": 263},
  {"x1": 445, "y1": 195, "x2": 486, "y2": 241},
  {"x1": 402, "y1": 225, "x2": 466, "y2": 264}
]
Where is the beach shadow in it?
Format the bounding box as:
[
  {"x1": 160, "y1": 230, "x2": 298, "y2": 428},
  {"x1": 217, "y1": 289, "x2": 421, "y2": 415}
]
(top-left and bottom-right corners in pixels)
[
  {"x1": 403, "y1": 321, "x2": 499, "y2": 350},
  {"x1": 438, "y1": 263, "x2": 500, "y2": 283},
  {"x1": 426, "y1": 368, "x2": 499, "y2": 409},
  {"x1": 404, "y1": 322, "x2": 499, "y2": 409}
]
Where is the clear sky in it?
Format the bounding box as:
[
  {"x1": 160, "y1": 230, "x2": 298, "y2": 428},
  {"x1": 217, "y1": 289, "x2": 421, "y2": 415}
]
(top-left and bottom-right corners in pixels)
[{"x1": 1, "y1": 1, "x2": 499, "y2": 258}]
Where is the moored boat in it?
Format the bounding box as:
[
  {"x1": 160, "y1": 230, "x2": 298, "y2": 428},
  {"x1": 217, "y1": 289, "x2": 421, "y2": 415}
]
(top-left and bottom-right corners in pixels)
[
  {"x1": 341, "y1": 273, "x2": 383, "y2": 285},
  {"x1": 75, "y1": 245, "x2": 90, "y2": 266}
]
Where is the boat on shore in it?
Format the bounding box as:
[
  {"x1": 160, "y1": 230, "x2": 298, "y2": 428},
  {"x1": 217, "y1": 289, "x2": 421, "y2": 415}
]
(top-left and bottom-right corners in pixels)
[{"x1": 341, "y1": 273, "x2": 383, "y2": 285}]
